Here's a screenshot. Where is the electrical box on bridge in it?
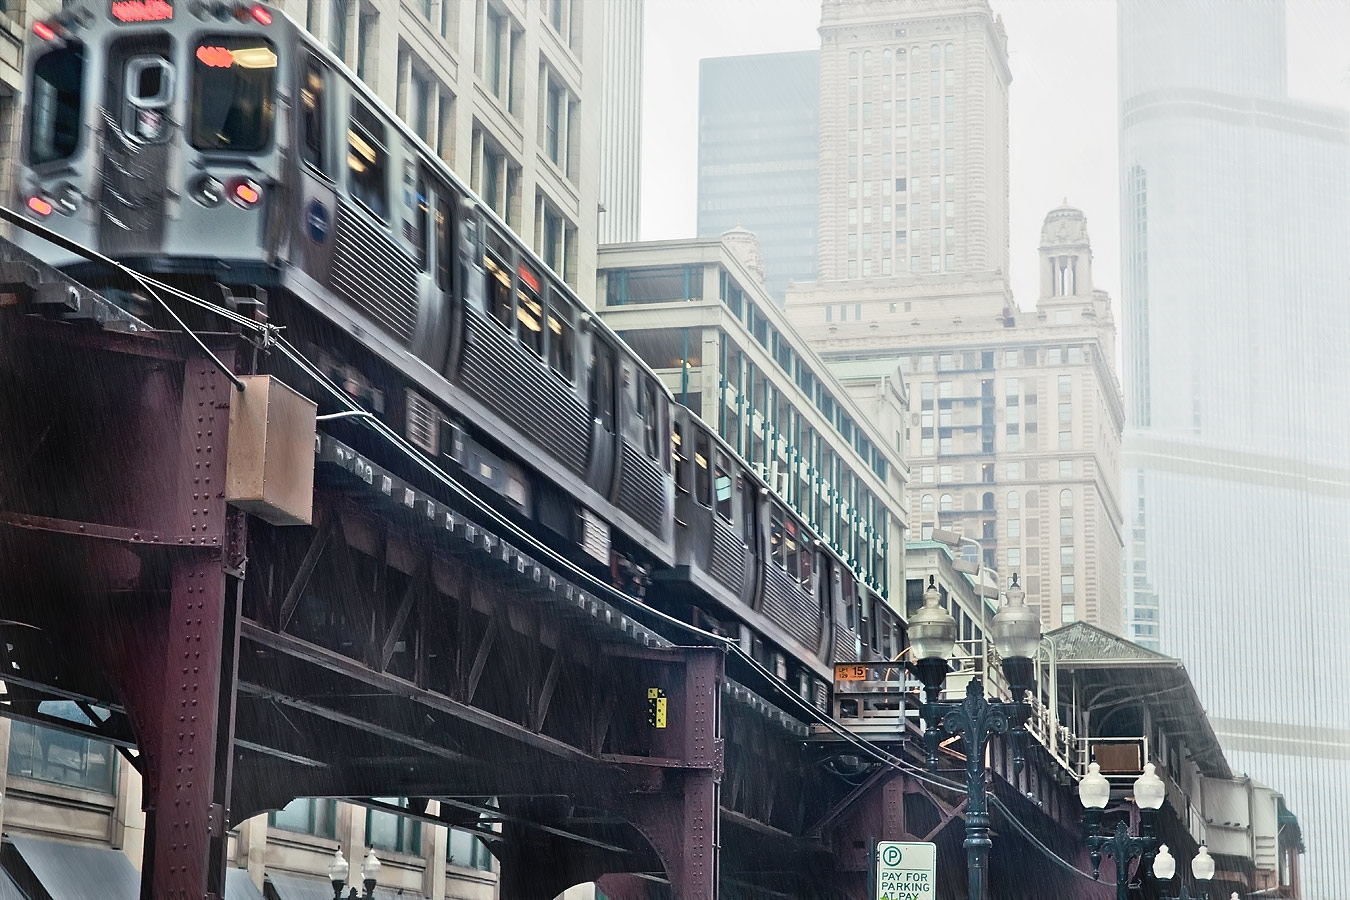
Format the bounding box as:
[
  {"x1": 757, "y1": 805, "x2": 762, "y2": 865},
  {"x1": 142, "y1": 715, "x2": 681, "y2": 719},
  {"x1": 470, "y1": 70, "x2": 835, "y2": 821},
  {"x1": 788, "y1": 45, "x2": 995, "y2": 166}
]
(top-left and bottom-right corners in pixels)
[{"x1": 225, "y1": 375, "x2": 317, "y2": 526}]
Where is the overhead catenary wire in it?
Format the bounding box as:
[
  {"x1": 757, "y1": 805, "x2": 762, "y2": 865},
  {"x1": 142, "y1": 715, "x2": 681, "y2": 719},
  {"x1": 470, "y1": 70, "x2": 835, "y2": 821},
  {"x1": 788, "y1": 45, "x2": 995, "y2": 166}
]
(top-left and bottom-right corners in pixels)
[{"x1": 7, "y1": 218, "x2": 1098, "y2": 883}]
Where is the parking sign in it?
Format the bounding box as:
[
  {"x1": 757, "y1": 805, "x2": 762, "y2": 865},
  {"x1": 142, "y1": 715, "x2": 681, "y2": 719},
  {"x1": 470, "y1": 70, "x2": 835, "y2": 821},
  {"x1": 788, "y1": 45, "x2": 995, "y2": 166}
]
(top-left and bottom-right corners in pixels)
[{"x1": 875, "y1": 841, "x2": 936, "y2": 900}]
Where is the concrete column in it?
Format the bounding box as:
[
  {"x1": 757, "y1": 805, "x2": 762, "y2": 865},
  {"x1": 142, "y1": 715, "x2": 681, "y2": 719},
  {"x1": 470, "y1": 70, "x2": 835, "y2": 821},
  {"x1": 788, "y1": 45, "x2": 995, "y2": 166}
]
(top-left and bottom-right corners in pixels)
[
  {"x1": 336, "y1": 801, "x2": 367, "y2": 894},
  {"x1": 237, "y1": 814, "x2": 269, "y2": 891},
  {"x1": 424, "y1": 801, "x2": 447, "y2": 900},
  {"x1": 0, "y1": 717, "x2": 11, "y2": 836}
]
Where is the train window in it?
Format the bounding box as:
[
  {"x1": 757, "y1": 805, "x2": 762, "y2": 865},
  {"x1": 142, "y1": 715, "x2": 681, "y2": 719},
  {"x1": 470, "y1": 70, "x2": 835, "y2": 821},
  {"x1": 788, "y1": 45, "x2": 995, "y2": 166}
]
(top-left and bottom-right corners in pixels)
[
  {"x1": 123, "y1": 56, "x2": 174, "y2": 142},
  {"x1": 673, "y1": 422, "x2": 688, "y2": 494},
  {"x1": 785, "y1": 520, "x2": 800, "y2": 580},
  {"x1": 800, "y1": 539, "x2": 813, "y2": 591},
  {"x1": 190, "y1": 37, "x2": 277, "y2": 152},
  {"x1": 483, "y1": 252, "x2": 512, "y2": 330},
  {"x1": 413, "y1": 175, "x2": 429, "y2": 271},
  {"x1": 347, "y1": 101, "x2": 388, "y2": 218},
  {"x1": 642, "y1": 380, "x2": 660, "y2": 460},
  {"x1": 714, "y1": 462, "x2": 732, "y2": 520},
  {"x1": 547, "y1": 302, "x2": 574, "y2": 381},
  {"x1": 300, "y1": 61, "x2": 328, "y2": 174},
  {"x1": 517, "y1": 264, "x2": 544, "y2": 356},
  {"x1": 434, "y1": 187, "x2": 452, "y2": 292},
  {"x1": 27, "y1": 42, "x2": 84, "y2": 165},
  {"x1": 770, "y1": 512, "x2": 785, "y2": 568},
  {"x1": 589, "y1": 342, "x2": 615, "y2": 431},
  {"x1": 694, "y1": 431, "x2": 712, "y2": 507},
  {"x1": 742, "y1": 482, "x2": 756, "y2": 545}
]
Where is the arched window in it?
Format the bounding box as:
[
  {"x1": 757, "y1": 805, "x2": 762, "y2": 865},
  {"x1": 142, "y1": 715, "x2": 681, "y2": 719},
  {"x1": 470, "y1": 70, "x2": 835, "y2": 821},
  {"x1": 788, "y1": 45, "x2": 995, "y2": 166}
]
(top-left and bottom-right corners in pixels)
[
  {"x1": 921, "y1": 494, "x2": 935, "y2": 513},
  {"x1": 982, "y1": 492, "x2": 994, "y2": 511},
  {"x1": 945, "y1": 42, "x2": 955, "y2": 62},
  {"x1": 939, "y1": 493, "x2": 953, "y2": 512},
  {"x1": 883, "y1": 48, "x2": 891, "y2": 65},
  {"x1": 1007, "y1": 490, "x2": 1020, "y2": 510},
  {"x1": 930, "y1": 44, "x2": 940, "y2": 66},
  {"x1": 849, "y1": 51, "x2": 859, "y2": 72},
  {"x1": 1060, "y1": 488, "x2": 1073, "y2": 508},
  {"x1": 863, "y1": 50, "x2": 872, "y2": 69}
]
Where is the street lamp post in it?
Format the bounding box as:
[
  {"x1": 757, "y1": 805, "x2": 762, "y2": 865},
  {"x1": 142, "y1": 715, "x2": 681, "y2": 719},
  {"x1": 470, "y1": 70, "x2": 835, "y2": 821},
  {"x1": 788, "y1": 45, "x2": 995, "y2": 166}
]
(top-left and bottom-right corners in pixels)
[
  {"x1": 329, "y1": 847, "x2": 382, "y2": 900},
  {"x1": 1078, "y1": 761, "x2": 1166, "y2": 900},
  {"x1": 910, "y1": 573, "x2": 1042, "y2": 900}
]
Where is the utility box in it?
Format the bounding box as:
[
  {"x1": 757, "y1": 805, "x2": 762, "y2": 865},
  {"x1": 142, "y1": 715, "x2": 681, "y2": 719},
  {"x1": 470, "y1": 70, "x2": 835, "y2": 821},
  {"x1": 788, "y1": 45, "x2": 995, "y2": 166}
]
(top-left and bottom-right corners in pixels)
[{"x1": 225, "y1": 375, "x2": 316, "y2": 526}]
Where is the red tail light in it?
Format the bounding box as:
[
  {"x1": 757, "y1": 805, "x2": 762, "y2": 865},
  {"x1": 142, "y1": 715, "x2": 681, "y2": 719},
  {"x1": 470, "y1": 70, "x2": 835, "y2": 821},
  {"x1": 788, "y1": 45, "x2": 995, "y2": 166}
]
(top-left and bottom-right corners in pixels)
[
  {"x1": 32, "y1": 21, "x2": 58, "y2": 41},
  {"x1": 27, "y1": 196, "x2": 54, "y2": 217},
  {"x1": 231, "y1": 179, "x2": 262, "y2": 207},
  {"x1": 250, "y1": 5, "x2": 272, "y2": 24}
]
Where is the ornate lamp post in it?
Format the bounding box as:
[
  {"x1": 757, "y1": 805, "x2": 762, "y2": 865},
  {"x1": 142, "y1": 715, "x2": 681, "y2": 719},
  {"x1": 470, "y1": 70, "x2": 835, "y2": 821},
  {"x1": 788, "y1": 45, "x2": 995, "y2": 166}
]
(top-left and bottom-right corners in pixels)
[
  {"x1": 910, "y1": 573, "x2": 1042, "y2": 900},
  {"x1": 1153, "y1": 843, "x2": 1217, "y2": 899},
  {"x1": 329, "y1": 847, "x2": 383, "y2": 900},
  {"x1": 1079, "y1": 761, "x2": 1166, "y2": 900}
]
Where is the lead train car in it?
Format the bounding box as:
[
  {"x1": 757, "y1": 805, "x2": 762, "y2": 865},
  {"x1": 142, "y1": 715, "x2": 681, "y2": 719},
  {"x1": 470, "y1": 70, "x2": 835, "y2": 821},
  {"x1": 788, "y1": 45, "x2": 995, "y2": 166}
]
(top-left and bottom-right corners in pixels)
[{"x1": 13, "y1": 1, "x2": 904, "y2": 710}]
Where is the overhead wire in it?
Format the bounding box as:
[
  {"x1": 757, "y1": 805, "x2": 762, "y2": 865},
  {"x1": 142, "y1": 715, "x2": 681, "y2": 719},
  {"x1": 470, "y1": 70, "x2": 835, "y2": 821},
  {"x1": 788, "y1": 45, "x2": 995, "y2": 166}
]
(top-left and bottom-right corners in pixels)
[{"x1": 7, "y1": 216, "x2": 1098, "y2": 883}]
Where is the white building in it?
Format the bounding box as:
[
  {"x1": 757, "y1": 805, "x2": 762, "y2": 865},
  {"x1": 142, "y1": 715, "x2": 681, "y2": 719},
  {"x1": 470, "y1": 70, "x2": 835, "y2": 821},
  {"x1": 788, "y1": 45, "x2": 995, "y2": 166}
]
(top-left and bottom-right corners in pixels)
[{"x1": 1119, "y1": 1, "x2": 1350, "y2": 896}]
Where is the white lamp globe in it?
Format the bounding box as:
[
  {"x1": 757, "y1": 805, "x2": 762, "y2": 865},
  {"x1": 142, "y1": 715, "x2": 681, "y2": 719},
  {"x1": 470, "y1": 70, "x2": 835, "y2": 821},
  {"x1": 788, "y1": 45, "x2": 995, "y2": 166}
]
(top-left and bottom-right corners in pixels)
[
  {"x1": 1078, "y1": 761, "x2": 1110, "y2": 810},
  {"x1": 1153, "y1": 845, "x2": 1177, "y2": 881},
  {"x1": 1133, "y1": 762, "x2": 1165, "y2": 810},
  {"x1": 1192, "y1": 845, "x2": 1215, "y2": 882}
]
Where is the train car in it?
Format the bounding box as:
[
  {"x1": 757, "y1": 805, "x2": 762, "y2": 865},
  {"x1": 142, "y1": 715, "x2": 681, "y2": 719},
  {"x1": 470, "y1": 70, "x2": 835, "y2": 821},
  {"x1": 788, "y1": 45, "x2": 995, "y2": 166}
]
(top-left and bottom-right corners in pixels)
[{"x1": 10, "y1": 0, "x2": 901, "y2": 711}]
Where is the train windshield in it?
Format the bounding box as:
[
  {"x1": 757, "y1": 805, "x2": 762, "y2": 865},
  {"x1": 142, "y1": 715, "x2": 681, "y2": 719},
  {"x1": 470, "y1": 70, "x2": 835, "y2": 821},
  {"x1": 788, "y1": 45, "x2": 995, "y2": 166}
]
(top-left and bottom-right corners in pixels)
[
  {"x1": 27, "y1": 42, "x2": 84, "y2": 165},
  {"x1": 189, "y1": 37, "x2": 277, "y2": 151}
]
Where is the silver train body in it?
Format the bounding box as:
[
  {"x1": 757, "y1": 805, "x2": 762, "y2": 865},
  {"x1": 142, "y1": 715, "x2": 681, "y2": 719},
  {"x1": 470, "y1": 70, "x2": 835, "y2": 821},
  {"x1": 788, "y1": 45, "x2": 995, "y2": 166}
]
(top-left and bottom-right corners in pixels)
[{"x1": 12, "y1": 1, "x2": 902, "y2": 702}]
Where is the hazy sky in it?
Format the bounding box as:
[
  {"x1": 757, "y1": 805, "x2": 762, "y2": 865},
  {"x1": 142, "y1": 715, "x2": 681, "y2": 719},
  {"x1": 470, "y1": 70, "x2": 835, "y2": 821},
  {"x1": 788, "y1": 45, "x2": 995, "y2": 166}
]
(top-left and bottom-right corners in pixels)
[{"x1": 639, "y1": 0, "x2": 1350, "y2": 310}]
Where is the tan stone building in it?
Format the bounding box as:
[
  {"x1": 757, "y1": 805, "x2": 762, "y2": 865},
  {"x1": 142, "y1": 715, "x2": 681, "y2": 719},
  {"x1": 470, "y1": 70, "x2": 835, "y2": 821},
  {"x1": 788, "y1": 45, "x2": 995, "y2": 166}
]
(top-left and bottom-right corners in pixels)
[
  {"x1": 596, "y1": 232, "x2": 909, "y2": 606},
  {"x1": 0, "y1": 713, "x2": 498, "y2": 898},
  {"x1": 788, "y1": 205, "x2": 1125, "y2": 632}
]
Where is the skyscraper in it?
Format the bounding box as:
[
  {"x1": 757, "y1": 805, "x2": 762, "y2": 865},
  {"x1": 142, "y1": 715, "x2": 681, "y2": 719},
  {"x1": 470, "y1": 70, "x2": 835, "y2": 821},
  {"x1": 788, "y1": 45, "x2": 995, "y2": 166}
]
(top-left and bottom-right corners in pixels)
[
  {"x1": 598, "y1": 0, "x2": 644, "y2": 244},
  {"x1": 815, "y1": 0, "x2": 1011, "y2": 287},
  {"x1": 697, "y1": 50, "x2": 819, "y2": 299},
  {"x1": 1119, "y1": 1, "x2": 1350, "y2": 896}
]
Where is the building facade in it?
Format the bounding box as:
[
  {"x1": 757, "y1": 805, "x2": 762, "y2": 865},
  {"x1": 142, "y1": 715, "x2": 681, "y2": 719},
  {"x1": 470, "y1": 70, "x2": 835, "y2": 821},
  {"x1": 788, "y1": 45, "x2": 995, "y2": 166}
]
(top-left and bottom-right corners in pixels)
[
  {"x1": 789, "y1": 206, "x2": 1125, "y2": 633},
  {"x1": 1118, "y1": 1, "x2": 1350, "y2": 896},
  {"x1": 696, "y1": 50, "x2": 819, "y2": 300},
  {"x1": 596, "y1": 233, "x2": 909, "y2": 604},
  {"x1": 816, "y1": 0, "x2": 1011, "y2": 289},
  {"x1": 597, "y1": 0, "x2": 642, "y2": 244},
  {"x1": 0, "y1": 714, "x2": 497, "y2": 898}
]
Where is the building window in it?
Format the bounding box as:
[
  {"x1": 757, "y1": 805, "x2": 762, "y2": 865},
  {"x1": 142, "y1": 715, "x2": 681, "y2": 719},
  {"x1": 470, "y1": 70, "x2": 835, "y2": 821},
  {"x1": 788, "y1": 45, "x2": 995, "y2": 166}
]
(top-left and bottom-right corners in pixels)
[
  {"x1": 366, "y1": 799, "x2": 421, "y2": 855},
  {"x1": 1059, "y1": 401, "x2": 1072, "y2": 424},
  {"x1": 329, "y1": 0, "x2": 350, "y2": 59},
  {"x1": 1060, "y1": 574, "x2": 1075, "y2": 596},
  {"x1": 7, "y1": 711, "x2": 116, "y2": 794},
  {"x1": 1005, "y1": 462, "x2": 1019, "y2": 480},
  {"x1": 1061, "y1": 545, "x2": 1074, "y2": 566},
  {"x1": 1058, "y1": 430, "x2": 1071, "y2": 450},
  {"x1": 1006, "y1": 490, "x2": 1019, "y2": 510},
  {"x1": 409, "y1": 66, "x2": 431, "y2": 144},
  {"x1": 1059, "y1": 488, "x2": 1073, "y2": 508},
  {"x1": 270, "y1": 798, "x2": 337, "y2": 838},
  {"x1": 1059, "y1": 459, "x2": 1072, "y2": 478},
  {"x1": 448, "y1": 827, "x2": 495, "y2": 871},
  {"x1": 544, "y1": 75, "x2": 566, "y2": 169},
  {"x1": 921, "y1": 466, "x2": 934, "y2": 484},
  {"x1": 1006, "y1": 518, "x2": 1020, "y2": 539},
  {"x1": 355, "y1": 4, "x2": 377, "y2": 82},
  {"x1": 481, "y1": 3, "x2": 517, "y2": 113},
  {"x1": 921, "y1": 494, "x2": 934, "y2": 513},
  {"x1": 1007, "y1": 548, "x2": 1021, "y2": 567},
  {"x1": 1060, "y1": 604, "x2": 1076, "y2": 624},
  {"x1": 1059, "y1": 374, "x2": 1072, "y2": 395},
  {"x1": 1060, "y1": 516, "x2": 1073, "y2": 538}
]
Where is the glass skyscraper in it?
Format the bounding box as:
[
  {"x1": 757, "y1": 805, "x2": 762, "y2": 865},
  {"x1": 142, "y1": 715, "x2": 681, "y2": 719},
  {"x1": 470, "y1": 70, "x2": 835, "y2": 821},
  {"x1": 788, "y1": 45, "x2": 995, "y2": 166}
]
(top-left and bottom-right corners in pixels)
[
  {"x1": 697, "y1": 51, "x2": 819, "y2": 301},
  {"x1": 1118, "y1": 2, "x2": 1350, "y2": 897}
]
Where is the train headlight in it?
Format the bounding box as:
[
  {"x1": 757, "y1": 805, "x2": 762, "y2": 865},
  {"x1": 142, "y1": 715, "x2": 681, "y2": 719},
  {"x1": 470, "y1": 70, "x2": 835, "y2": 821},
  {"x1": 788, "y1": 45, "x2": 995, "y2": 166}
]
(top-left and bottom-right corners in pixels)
[
  {"x1": 54, "y1": 183, "x2": 81, "y2": 215},
  {"x1": 191, "y1": 175, "x2": 225, "y2": 207},
  {"x1": 228, "y1": 177, "x2": 263, "y2": 209}
]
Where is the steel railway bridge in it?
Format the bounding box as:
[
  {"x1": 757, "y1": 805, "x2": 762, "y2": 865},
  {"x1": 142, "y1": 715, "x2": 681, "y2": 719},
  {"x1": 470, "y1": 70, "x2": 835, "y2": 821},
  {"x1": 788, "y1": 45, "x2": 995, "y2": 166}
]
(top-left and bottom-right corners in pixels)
[{"x1": 0, "y1": 236, "x2": 1100, "y2": 899}]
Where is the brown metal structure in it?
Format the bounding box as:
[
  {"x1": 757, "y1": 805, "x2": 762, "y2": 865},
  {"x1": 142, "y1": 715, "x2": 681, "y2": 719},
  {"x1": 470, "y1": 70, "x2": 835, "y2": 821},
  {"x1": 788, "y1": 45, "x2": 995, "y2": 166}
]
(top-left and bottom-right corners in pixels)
[{"x1": 0, "y1": 240, "x2": 1098, "y2": 899}]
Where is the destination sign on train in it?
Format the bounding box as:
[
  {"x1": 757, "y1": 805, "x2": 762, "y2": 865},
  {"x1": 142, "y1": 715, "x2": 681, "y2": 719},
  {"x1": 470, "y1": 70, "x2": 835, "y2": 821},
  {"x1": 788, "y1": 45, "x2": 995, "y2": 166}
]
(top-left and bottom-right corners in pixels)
[{"x1": 110, "y1": 0, "x2": 173, "y2": 22}]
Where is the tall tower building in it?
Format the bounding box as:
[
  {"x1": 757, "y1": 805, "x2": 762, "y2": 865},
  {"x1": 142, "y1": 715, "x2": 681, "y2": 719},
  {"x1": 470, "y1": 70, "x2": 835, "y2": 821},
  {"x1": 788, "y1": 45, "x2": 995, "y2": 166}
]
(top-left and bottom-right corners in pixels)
[
  {"x1": 789, "y1": 205, "x2": 1124, "y2": 632},
  {"x1": 697, "y1": 50, "x2": 819, "y2": 300},
  {"x1": 598, "y1": 0, "x2": 644, "y2": 244},
  {"x1": 816, "y1": 0, "x2": 1011, "y2": 286},
  {"x1": 1119, "y1": 1, "x2": 1350, "y2": 896}
]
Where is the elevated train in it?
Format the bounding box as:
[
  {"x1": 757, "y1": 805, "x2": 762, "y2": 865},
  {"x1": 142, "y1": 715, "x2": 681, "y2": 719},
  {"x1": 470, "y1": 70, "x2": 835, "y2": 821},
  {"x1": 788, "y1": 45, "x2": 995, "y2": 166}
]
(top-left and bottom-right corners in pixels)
[{"x1": 13, "y1": 0, "x2": 906, "y2": 710}]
